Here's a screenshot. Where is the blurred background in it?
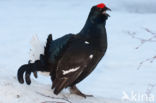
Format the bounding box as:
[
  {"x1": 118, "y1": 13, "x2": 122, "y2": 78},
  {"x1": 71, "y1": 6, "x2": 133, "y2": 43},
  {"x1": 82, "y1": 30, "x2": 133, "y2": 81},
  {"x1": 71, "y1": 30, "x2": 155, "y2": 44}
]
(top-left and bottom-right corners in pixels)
[{"x1": 0, "y1": 0, "x2": 156, "y2": 102}]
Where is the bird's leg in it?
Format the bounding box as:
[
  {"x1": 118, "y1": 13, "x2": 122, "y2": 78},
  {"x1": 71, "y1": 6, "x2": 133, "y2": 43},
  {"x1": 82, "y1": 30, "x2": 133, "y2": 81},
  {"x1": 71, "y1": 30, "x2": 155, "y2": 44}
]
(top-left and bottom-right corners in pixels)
[{"x1": 70, "y1": 85, "x2": 93, "y2": 98}]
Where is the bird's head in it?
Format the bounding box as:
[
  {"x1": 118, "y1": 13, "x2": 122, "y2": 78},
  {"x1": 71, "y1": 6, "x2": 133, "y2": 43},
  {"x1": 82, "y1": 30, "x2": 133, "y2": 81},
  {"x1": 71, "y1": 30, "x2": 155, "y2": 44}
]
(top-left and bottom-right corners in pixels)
[{"x1": 88, "y1": 3, "x2": 111, "y2": 24}]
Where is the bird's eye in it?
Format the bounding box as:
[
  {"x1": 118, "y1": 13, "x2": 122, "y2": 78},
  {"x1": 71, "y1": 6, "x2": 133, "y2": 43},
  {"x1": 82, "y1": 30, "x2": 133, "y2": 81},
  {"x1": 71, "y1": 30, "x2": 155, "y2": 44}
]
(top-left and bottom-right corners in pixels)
[{"x1": 98, "y1": 8, "x2": 102, "y2": 11}]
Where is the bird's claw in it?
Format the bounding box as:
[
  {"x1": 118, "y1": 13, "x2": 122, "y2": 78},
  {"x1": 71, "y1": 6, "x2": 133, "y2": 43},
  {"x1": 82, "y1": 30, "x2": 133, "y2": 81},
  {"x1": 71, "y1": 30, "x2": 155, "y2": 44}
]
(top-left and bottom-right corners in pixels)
[{"x1": 70, "y1": 85, "x2": 94, "y2": 98}]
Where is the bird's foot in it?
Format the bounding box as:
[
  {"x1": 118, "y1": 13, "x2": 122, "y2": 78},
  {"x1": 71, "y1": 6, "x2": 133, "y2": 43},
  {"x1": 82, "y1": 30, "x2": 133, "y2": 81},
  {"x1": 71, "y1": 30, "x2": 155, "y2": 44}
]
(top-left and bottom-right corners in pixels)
[{"x1": 70, "y1": 85, "x2": 93, "y2": 98}]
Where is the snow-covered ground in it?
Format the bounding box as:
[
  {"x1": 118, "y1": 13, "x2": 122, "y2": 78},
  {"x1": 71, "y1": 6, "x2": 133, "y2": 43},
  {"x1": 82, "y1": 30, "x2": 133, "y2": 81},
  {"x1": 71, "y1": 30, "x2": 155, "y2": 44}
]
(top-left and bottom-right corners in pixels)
[{"x1": 0, "y1": 0, "x2": 156, "y2": 103}]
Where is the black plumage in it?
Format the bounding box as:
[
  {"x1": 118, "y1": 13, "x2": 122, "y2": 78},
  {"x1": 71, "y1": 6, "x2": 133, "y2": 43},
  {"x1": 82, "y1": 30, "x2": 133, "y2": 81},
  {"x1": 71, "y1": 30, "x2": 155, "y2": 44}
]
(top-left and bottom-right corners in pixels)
[{"x1": 17, "y1": 3, "x2": 111, "y2": 98}]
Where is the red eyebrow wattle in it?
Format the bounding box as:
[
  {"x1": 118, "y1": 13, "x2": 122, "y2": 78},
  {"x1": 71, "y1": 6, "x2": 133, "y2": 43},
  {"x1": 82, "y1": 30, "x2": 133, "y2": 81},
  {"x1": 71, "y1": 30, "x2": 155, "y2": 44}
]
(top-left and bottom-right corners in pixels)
[{"x1": 96, "y1": 3, "x2": 106, "y2": 8}]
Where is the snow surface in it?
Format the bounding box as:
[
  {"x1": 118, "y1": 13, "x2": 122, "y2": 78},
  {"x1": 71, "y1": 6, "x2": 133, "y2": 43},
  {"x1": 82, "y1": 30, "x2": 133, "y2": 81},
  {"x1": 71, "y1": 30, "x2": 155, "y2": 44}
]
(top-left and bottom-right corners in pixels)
[{"x1": 0, "y1": 0, "x2": 156, "y2": 103}]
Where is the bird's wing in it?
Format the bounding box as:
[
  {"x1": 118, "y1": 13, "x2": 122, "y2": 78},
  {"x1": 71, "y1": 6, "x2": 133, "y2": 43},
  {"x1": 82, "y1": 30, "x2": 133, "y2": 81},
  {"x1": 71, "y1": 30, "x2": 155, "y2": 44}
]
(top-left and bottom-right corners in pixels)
[
  {"x1": 52, "y1": 38, "x2": 93, "y2": 95},
  {"x1": 48, "y1": 34, "x2": 74, "y2": 63},
  {"x1": 71, "y1": 51, "x2": 105, "y2": 85}
]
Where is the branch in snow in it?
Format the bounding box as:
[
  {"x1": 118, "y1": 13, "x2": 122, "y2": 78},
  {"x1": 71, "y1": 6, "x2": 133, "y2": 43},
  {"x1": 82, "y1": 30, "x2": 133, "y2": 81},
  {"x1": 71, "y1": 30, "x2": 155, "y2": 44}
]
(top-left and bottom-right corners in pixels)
[
  {"x1": 126, "y1": 29, "x2": 156, "y2": 49},
  {"x1": 42, "y1": 101, "x2": 66, "y2": 103},
  {"x1": 137, "y1": 56, "x2": 156, "y2": 70},
  {"x1": 144, "y1": 27, "x2": 156, "y2": 36},
  {"x1": 36, "y1": 92, "x2": 72, "y2": 103},
  {"x1": 145, "y1": 83, "x2": 156, "y2": 97},
  {"x1": 126, "y1": 28, "x2": 156, "y2": 69}
]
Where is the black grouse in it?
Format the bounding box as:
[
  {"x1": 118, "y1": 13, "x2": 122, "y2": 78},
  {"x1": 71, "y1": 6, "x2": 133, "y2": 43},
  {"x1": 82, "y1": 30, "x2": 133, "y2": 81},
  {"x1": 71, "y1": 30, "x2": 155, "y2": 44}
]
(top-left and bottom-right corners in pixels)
[{"x1": 17, "y1": 3, "x2": 111, "y2": 98}]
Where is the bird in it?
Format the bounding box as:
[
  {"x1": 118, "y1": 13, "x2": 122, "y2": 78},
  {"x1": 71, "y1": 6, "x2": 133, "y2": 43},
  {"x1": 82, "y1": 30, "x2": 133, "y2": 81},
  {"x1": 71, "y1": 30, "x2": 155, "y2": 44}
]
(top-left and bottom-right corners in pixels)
[{"x1": 17, "y1": 3, "x2": 111, "y2": 98}]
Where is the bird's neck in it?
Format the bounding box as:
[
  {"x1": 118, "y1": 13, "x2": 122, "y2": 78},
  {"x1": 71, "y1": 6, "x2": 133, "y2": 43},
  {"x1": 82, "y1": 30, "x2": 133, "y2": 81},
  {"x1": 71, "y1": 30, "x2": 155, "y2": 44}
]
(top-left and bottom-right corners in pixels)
[{"x1": 78, "y1": 18, "x2": 107, "y2": 52}]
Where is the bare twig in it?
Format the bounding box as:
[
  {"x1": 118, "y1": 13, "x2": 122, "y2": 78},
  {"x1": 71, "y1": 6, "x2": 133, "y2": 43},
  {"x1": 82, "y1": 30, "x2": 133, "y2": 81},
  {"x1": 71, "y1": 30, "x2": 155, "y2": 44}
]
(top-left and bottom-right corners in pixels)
[
  {"x1": 145, "y1": 83, "x2": 156, "y2": 97},
  {"x1": 144, "y1": 27, "x2": 156, "y2": 36},
  {"x1": 127, "y1": 30, "x2": 156, "y2": 49},
  {"x1": 126, "y1": 28, "x2": 156, "y2": 69},
  {"x1": 36, "y1": 91, "x2": 72, "y2": 103},
  {"x1": 137, "y1": 56, "x2": 156, "y2": 70},
  {"x1": 144, "y1": 83, "x2": 156, "y2": 103},
  {"x1": 42, "y1": 101, "x2": 65, "y2": 103}
]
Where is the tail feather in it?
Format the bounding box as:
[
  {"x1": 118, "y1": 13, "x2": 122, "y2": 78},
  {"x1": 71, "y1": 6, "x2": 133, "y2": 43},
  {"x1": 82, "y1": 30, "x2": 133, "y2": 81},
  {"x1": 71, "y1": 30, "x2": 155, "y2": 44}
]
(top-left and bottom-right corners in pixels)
[
  {"x1": 39, "y1": 34, "x2": 52, "y2": 72},
  {"x1": 17, "y1": 64, "x2": 30, "y2": 84},
  {"x1": 29, "y1": 35, "x2": 45, "y2": 63},
  {"x1": 53, "y1": 78, "x2": 68, "y2": 95},
  {"x1": 18, "y1": 34, "x2": 53, "y2": 84},
  {"x1": 29, "y1": 34, "x2": 52, "y2": 63},
  {"x1": 44, "y1": 34, "x2": 52, "y2": 59},
  {"x1": 17, "y1": 60, "x2": 43, "y2": 84}
]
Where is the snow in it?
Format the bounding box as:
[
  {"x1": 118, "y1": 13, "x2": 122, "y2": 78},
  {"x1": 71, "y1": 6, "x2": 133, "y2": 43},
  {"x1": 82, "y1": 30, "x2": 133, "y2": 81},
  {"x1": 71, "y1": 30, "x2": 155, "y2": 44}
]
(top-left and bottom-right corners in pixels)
[{"x1": 0, "y1": 0, "x2": 156, "y2": 103}]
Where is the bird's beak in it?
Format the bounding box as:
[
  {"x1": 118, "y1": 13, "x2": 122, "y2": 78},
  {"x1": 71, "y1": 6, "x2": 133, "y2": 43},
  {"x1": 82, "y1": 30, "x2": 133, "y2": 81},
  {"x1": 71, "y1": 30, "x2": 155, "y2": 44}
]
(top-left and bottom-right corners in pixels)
[
  {"x1": 106, "y1": 7, "x2": 111, "y2": 11},
  {"x1": 102, "y1": 7, "x2": 111, "y2": 17}
]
